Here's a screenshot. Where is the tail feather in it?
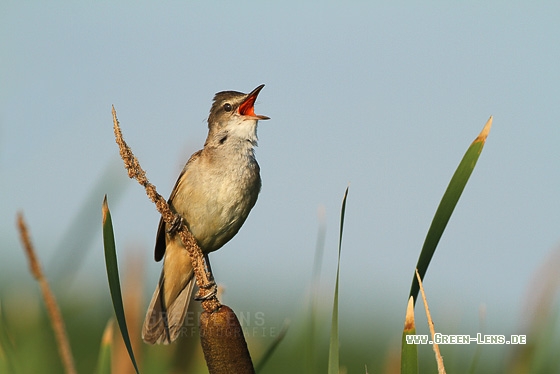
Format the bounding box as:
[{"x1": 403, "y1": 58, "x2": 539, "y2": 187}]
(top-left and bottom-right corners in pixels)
[
  {"x1": 142, "y1": 272, "x2": 195, "y2": 344},
  {"x1": 143, "y1": 229, "x2": 197, "y2": 344}
]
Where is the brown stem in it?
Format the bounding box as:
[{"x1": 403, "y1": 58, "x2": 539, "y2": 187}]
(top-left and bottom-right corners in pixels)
[
  {"x1": 415, "y1": 268, "x2": 446, "y2": 374},
  {"x1": 111, "y1": 106, "x2": 220, "y2": 312},
  {"x1": 16, "y1": 213, "x2": 77, "y2": 374}
]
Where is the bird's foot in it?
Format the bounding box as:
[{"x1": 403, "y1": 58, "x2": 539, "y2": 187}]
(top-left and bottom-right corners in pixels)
[
  {"x1": 195, "y1": 282, "x2": 218, "y2": 301},
  {"x1": 166, "y1": 214, "x2": 184, "y2": 235}
]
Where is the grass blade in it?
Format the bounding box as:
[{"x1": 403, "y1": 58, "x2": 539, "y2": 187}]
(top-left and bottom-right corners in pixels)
[
  {"x1": 305, "y1": 207, "x2": 327, "y2": 373},
  {"x1": 102, "y1": 195, "x2": 140, "y2": 374},
  {"x1": 409, "y1": 117, "x2": 493, "y2": 302},
  {"x1": 328, "y1": 186, "x2": 349, "y2": 374},
  {"x1": 96, "y1": 319, "x2": 114, "y2": 374},
  {"x1": 0, "y1": 302, "x2": 18, "y2": 374},
  {"x1": 401, "y1": 296, "x2": 418, "y2": 374},
  {"x1": 255, "y1": 320, "x2": 290, "y2": 373}
]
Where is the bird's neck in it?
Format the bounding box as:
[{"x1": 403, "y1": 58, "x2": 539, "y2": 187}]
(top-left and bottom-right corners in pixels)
[
  {"x1": 205, "y1": 120, "x2": 258, "y2": 152},
  {"x1": 204, "y1": 130, "x2": 258, "y2": 163}
]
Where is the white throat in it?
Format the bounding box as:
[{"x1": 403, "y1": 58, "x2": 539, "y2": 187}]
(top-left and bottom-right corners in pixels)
[{"x1": 227, "y1": 118, "x2": 259, "y2": 146}]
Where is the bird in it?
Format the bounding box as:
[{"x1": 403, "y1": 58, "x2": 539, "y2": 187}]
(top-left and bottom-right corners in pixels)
[{"x1": 142, "y1": 84, "x2": 269, "y2": 344}]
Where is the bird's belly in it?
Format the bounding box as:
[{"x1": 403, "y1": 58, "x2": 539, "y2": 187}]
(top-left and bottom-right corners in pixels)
[
  {"x1": 189, "y1": 203, "x2": 246, "y2": 251},
  {"x1": 172, "y1": 173, "x2": 259, "y2": 253}
]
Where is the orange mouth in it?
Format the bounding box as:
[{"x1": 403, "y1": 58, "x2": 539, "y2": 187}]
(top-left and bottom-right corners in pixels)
[{"x1": 238, "y1": 84, "x2": 270, "y2": 120}]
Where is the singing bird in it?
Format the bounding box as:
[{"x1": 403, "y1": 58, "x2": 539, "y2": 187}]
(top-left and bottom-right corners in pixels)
[{"x1": 142, "y1": 85, "x2": 269, "y2": 344}]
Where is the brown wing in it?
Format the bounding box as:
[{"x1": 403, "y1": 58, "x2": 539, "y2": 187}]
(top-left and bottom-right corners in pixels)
[
  {"x1": 154, "y1": 150, "x2": 203, "y2": 262},
  {"x1": 154, "y1": 216, "x2": 167, "y2": 262}
]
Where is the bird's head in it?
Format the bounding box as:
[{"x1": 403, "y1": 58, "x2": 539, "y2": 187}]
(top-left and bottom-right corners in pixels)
[{"x1": 207, "y1": 84, "x2": 269, "y2": 146}]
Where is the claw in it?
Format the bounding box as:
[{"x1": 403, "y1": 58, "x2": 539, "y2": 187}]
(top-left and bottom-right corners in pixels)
[
  {"x1": 167, "y1": 214, "x2": 184, "y2": 234},
  {"x1": 195, "y1": 283, "x2": 218, "y2": 301}
]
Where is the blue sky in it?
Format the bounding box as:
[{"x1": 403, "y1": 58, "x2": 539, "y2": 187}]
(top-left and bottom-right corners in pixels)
[{"x1": 1, "y1": 2, "x2": 559, "y2": 338}]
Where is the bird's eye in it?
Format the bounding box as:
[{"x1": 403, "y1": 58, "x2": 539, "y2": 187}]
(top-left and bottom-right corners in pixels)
[{"x1": 223, "y1": 103, "x2": 232, "y2": 112}]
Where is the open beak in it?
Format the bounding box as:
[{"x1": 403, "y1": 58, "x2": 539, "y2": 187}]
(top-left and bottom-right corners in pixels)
[{"x1": 238, "y1": 84, "x2": 270, "y2": 120}]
